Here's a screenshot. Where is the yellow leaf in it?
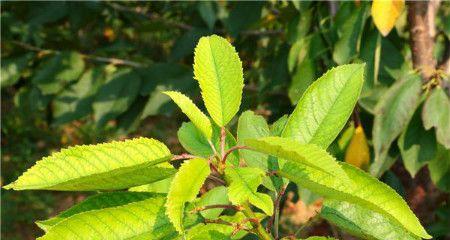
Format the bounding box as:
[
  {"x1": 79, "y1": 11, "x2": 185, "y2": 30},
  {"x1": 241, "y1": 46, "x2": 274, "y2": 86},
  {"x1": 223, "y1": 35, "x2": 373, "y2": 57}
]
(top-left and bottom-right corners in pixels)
[
  {"x1": 345, "y1": 125, "x2": 370, "y2": 170},
  {"x1": 371, "y1": 0, "x2": 405, "y2": 36}
]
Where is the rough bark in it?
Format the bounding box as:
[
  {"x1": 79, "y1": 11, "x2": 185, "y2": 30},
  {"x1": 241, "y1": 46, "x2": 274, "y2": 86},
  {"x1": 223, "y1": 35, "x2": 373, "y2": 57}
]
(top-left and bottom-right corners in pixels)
[{"x1": 407, "y1": 0, "x2": 440, "y2": 81}]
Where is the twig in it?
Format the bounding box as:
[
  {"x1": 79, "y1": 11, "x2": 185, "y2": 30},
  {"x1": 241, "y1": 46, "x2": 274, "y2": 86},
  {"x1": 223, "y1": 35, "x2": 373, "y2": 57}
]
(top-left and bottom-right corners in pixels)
[
  {"x1": 204, "y1": 218, "x2": 234, "y2": 226},
  {"x1": 351, "y1": 106, "x2": 361, "y2": 127},
  {"x1": 208, "y1": 158, "x2": 220, "y2": 174},
  {"x1": 171, "y1": 153, "x2": 197, "y2": 161},
  {"x1": 108, "y1": 2, "x2": 284, "y2": 37},
  {"x1": 222, "y1": 145, "x2": 249, "y2": 164},
  {"x1": 267, "y1": 184, "x2": 287, "y2": 237},
  {"x1": 220, "y1": 127, "x2": 226, "y2": 160},
  {"x1": 241, "y1": 202, "x2": 273, "y2": 240},
  {"x1": 10, "y1": 40, "x2": 145, "y2": 68},
  {"x1": 107, "y1": 2, "x2": 192, "y2": 30},
  {"x1": 208, "y1": 140, "x2": 218, "y2": 156},
  {"x1": 193, "y1": 204, "x2": 242, "y2": 213},
  {"x1": 207, "y1": 175, "x2": 226, "y2": 185}
]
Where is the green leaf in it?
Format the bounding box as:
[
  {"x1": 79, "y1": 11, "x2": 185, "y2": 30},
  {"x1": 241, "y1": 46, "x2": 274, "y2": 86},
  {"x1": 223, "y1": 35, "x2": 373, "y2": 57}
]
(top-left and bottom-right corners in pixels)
[
  {"x1": 428, "y1": 145, "x2": 450, "y2": 192},
  {"x1": 286, "y1": 8, "x2": 313, "y2": 43},
  {"x1": 37, "y1": 196, "x2": 189, "y2": 240},
  {"x1": 129, "y1": 176, "x2": 174, "y2": 193},
  {"x1": 322, "y1": 200, "x2": 420, "y2": 240},
  {"x1": 177, "y1": 122, "x2": 240, "y2": 165},
  {"x1": 244, "y1": 137, "x2": 350, "y2": 182},
  {"x1": 237, "y1": 111, "x2": 270, "y2": 169},
  {"x1": 333, "y1": 4, "x2": 367, "y2": 64},
  {"x1": 4, "y1": 138, "x2": 174, "y2": 191},
  {"x1": 224, "y1": 2, "x2": 264, "y2": 37},
  {"x1": 198, "y1": 2, "x2": 216, "y2": 30},
  {"x1": 178, "y1": 122, "x2": 214, "y2": 157},
  {"x1": 193, "y1": 35, "x2": 244, "y2": 127},
  {"x1": 1, "y1": 53, "x2": 33, "y2": 88},
  {"x1": 170, "y1": 28, "x2": 211, "y2": 62},
  {"x1": 359, "y1": 25, "x2": 381, "y2": 92},
  {"x1": 93, "y1": 69, "x2": 141, "y2": 127},
  {"x1": 270, "y1": 114, "x2": 289, "y2": 136},
  {"x1": 164, "y1": 91, "x2": 212, "y2": 140},
  {"x1": 139, "y1": 63, "x2": 194, "y2": 96},
  {"x1": 224, "y1": 167, "x2": 273, "y2": 216},
  {"x1": 288, "y1": 59, "x2": 316, "y2": 104},
  {"x1": 53, "y1": 67, "x2": 106, "y2": 125},
  {"x1": 166, "y1": 158, "x2": 211, "y2": 233},
  {"x1": 32, "y1": 51, "x2": 85, "y2": 95},
  {"x1": 372, "y1": 75, "x2": 422, "y2": 177},
  {"x1": 279, "y1": 161, "x2": 431, "y2": 239},
  {"x1": 36, "y1": 192, "x2": 161, "y2": 231},
  {"x1": 398, "y1": 104, "x2": 436, "y2": 177},
  {"x1": 195, "y1": 186, "x2": 229, "y2": 219},
  {"x1": 282, "y1": 64, "x2": 365, "y2": 149},
  {"x1": 422, "y1": 87, "x2": 450, "y2": 149},
  {"x1": 186, "y1": 223, "x2": 233, "y2": 240}
]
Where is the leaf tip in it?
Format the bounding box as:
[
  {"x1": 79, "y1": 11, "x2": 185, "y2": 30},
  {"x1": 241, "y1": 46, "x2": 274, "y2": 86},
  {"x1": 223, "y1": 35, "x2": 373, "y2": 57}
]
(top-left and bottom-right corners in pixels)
[{"x1": 2, "y1": 182, "x2": 15, "y2": 190}]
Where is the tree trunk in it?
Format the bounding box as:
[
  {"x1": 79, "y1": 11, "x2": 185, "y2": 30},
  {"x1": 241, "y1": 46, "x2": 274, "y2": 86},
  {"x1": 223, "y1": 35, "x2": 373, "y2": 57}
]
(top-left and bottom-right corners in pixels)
[{"x1": 407, "y1": 0, "x2": 440, "y2": 81}]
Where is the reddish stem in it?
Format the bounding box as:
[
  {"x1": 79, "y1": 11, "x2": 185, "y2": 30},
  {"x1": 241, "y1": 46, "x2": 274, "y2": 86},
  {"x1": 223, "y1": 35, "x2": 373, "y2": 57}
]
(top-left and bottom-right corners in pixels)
[
  {"x1": 171, "y1": 153, "x2": 197, "y2": 161},
  {"x1": 222, "y1": 145, "x2": 250, "y2": 165},
  {"x1": 267, "y1": 184, "x2": 287, "y2": 237}
]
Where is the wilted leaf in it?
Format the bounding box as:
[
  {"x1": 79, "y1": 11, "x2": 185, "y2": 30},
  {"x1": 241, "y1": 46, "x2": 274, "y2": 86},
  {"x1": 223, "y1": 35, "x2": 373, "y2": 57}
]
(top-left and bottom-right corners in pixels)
[
  {"x1": 345, "y1": 125, "x2": 370, "y2": 170},
  {"x1": 372, "y1": 0, "x2": 405, "y2": 36}
]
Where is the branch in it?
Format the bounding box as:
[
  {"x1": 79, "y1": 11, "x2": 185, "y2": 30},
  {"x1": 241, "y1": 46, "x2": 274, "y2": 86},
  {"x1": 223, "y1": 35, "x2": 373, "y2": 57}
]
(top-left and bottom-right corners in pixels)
[
  {"x1": 220, "y1": 127, "x2": 226, "y2": 160},
  {"x1": 207, "y1": 175, "x2": 226, "y2": 185},
  {"x1": 11, "y1": 41, "x2": 145, "y2": 68},
  {"x1": 171, "y1": 153, "x2": 197, "y2": 161},
  {"x1": 408, "y1": 0, "x2": 440, "y2": 81},
  {"x1": 193, "y1": 204, "x2": 242, "y2": 213},
  {"x1": 266, "y1": 185, "x2": 287, "y2": 237},
  {"x1": 107, "y1": 2, "x2": 192, "y2": 30},
  {"x1": 222, "y1": 145, "x2": 250, "y2": 164},
  {"x1": 107, "y1": 2, "x2": 283, "y2": 37}
]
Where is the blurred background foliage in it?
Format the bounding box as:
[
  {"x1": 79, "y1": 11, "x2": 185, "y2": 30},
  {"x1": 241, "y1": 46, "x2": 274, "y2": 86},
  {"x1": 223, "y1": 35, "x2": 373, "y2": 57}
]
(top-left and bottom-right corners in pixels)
[{"x1": 1, "y1": 1, "x2": 449, "y2": 239}]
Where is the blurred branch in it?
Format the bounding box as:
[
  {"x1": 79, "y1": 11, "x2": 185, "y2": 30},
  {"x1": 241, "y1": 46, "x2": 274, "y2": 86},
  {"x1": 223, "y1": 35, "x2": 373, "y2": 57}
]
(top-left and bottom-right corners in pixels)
[
  {"x1": 107, "y1": 2, "x2": 283, "y2": 37},
  {"x1": 107, "y1": 2, "x2": 193, "y2": 30},
  {"x1": 408, "y1": 0, "x2": 440, "y2": 81},
  {"x1": 11, "y1": 40, "x2": 146, "y2": 68}
]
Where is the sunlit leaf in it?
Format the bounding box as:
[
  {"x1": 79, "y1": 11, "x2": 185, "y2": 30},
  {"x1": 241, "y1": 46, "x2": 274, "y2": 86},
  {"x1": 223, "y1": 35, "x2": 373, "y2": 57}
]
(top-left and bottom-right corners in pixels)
[
  {"x1": 193, "y1": 35, "x2": 244, "y2": 127},
  {"x1": 164, "y1": 91, "x2": 212, "y2": 140},
  {"x1": 166, "y1": 158, "x2": 210, "y2": 233},
  {"x1": 4, "y1": 138, "x2": 174, "y2": 191},
  {"x1": 282, "y1": 64, "x2": 365, "y2": 149},
  {"x1": 225, "y1": 167, "x2": 273, "y2": 215}
]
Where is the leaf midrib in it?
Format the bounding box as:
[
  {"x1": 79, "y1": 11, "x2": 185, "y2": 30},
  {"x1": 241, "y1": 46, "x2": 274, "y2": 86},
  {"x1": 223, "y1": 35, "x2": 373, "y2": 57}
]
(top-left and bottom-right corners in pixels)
[
  {"x1": 282, "y1": 65, "x2": 362, "y2": 146},
  {"x1": 207, "y1": 38, "x2": 225, "y2": 124},
  {"x1": 13, "y1": 155, "x2": 172, "y2": 190}
]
